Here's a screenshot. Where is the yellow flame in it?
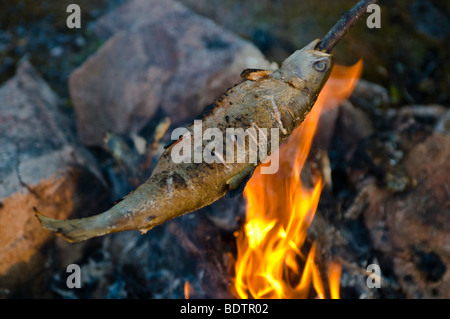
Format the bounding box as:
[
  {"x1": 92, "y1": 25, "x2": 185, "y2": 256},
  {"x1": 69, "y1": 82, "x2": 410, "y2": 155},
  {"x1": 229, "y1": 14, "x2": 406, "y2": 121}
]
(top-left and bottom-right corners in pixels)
[{"x1": 232, "y1": 61, "x2": 363, "y2": 299}]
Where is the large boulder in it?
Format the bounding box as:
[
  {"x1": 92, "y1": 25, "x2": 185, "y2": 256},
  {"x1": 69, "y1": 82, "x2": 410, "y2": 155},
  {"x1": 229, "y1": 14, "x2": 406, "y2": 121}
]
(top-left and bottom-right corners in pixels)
[
  {"x1": 70, "y1": 0, "x2": 275, "y2": 147},
  {"x1": 0, "y1": 61, "x2": 106, "y2": 294},
  {"x1": 362, "y1": 132, "x2": 450, "y2": 298}
]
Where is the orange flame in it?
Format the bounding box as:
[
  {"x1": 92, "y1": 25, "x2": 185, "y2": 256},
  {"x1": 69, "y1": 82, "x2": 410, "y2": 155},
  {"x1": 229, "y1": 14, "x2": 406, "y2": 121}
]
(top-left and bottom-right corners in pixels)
[
  {"x1": 184, "y1": 281, "x2": 193, "y2": 299},
  {"x1": 328, "y1": 262, "x2": 342, "y2": 299},
  {"x1": 232, "y1": 61, "x2": 363, "y2": 299}
]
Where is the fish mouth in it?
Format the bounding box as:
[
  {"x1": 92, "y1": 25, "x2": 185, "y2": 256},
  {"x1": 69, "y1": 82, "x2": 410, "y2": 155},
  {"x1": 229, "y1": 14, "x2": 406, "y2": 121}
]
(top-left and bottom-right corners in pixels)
[{"x1": 303, "y1": 39, "x2": 321, "y2": 51}]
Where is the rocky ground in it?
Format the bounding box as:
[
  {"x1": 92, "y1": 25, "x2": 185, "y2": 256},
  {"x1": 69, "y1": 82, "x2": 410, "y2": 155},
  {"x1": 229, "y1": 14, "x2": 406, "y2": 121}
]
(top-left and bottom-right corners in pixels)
[{"x1": 0, "y1": 0, "x2": 449, "y2": 298}]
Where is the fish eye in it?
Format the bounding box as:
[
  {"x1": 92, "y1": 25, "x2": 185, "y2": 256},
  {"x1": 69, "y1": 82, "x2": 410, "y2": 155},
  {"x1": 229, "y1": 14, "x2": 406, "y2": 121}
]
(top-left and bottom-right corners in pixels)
[{"x1": 313, "y1": 61, "x2": 327, "y2": 72}]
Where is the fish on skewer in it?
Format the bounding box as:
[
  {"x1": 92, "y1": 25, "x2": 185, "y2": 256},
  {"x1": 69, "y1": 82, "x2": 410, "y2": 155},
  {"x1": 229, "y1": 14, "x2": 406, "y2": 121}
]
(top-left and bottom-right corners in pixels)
[{"x1": 35, "y1": 39, "x2": 333, "y2": 242}]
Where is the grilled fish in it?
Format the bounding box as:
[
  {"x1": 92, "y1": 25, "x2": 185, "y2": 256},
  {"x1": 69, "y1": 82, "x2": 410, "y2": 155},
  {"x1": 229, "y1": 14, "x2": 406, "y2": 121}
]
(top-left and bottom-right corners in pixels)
[{"x1": 35, "y1": 39, "x2": 333, "y2": 242}]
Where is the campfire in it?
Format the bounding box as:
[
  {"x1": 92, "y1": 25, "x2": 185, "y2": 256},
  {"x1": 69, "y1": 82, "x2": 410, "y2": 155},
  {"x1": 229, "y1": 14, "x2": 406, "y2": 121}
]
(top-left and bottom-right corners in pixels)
[
  {"x1": 1, "y1": 0, "x2": 449, "y2": 301},
  {"x1": 232, "y1": 62, "x2": 363, "y2": 299}
]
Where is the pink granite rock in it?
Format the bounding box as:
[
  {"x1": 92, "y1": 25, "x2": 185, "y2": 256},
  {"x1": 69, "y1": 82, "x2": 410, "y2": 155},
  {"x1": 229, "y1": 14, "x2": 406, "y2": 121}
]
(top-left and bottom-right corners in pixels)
[{"x1": 0, "y1": 61, "x2": 106, "y2": 293}]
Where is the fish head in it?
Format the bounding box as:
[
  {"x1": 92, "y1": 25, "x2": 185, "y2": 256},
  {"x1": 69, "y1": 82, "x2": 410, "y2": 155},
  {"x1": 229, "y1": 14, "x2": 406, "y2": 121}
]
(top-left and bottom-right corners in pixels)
[{"x1": 276, "y1": 39, "x2": 334, "y2": 93}]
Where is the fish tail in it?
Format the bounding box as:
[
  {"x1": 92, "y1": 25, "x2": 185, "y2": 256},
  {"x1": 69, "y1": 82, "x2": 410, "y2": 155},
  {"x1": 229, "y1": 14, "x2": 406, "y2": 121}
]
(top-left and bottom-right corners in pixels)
[{"x1": 34, "y1": 207, "x2": 112, "y2": 243}]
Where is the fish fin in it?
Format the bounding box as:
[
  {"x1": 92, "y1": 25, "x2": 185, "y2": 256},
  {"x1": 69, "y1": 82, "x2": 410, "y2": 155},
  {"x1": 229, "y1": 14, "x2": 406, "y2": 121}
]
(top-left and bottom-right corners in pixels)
[
  {"x1": 240, "y1": 69, "x2": 272, "y2": 81},
  {"x1": 225, "y1": 166, "x2": 256, "y2": 198},
  {"x1": 34, "y1": 207, "x2": 103, "y2": 243}
]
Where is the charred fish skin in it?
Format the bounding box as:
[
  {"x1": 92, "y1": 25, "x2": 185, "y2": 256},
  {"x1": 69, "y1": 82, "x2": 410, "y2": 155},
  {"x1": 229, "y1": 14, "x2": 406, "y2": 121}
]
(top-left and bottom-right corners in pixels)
[{"x1": 35, "y1": 39, "x2": 333, "y2": 243}]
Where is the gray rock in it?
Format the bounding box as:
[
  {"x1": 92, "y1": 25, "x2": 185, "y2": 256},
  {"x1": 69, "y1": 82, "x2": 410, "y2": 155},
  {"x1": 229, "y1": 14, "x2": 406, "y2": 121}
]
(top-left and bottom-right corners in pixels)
[
  {"x1": 410, "y1": 0, "x2": 450, "y2": 39},
  {"x1": 435, "y1": 109, "x2": 450, "y2": 135},
  {"x1": 362, "y1": 132, "x2": 450, "y2": 298},
  {"x1": 0, "y1": 61, "x2": 106, "y2": 293},
  {"x1": 70, "y1": 0, "x2": 274, "y2": 147}
]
